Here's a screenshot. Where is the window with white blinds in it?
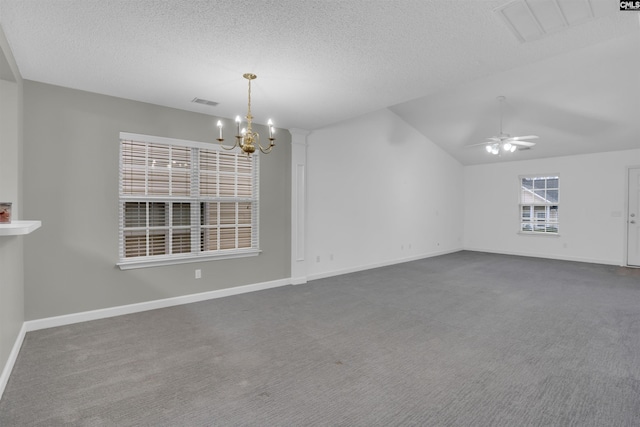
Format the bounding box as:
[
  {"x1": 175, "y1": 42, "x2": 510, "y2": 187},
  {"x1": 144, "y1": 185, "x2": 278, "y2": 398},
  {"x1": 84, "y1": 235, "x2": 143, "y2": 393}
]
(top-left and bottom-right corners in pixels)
[
  {"x1": 118, "y1": 133, "x2": 259, "y2": 269},
  {"x1": 519, "y1": 175, "x2": 559, "y2": 234}
]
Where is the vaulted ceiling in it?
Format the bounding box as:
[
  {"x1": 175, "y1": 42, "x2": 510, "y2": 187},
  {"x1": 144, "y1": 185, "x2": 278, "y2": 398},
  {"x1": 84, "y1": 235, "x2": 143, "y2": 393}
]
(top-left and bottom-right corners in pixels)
[{"x1": 0, "y1": 0, "x2": 638, "y2": 164}]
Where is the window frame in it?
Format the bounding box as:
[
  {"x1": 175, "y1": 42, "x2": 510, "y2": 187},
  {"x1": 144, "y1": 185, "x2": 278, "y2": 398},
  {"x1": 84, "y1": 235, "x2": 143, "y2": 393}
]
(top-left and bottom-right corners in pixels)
[
  {"x1": 518, "y1": 174, "x2": 560, "y2": 236},
  {"x1": 117, "y1": 132, "x2": 260, "y2": 270}
]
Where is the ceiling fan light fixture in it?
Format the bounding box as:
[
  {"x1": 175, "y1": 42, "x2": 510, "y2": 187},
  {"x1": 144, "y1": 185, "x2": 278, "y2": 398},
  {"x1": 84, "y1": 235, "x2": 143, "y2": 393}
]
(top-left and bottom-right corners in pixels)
[
  {"x1": 466, "y1": 96, "x2": 538, "y2": 155},
  {"x1": 479, "y1": 95, "x2": 537, "y2": 156}
]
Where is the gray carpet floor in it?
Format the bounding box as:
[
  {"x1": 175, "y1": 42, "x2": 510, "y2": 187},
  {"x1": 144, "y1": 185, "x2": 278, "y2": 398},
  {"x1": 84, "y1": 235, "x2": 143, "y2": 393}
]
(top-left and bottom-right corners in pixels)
[{"x1": 1, "y1": 251, "x2": 640, "y2": 426}]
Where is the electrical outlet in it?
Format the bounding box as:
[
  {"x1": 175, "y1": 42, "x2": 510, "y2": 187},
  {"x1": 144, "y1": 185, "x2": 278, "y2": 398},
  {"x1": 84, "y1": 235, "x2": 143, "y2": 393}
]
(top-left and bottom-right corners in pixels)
[{"x1": 195, "y1": 269, "x2": 202, "y2": 279}]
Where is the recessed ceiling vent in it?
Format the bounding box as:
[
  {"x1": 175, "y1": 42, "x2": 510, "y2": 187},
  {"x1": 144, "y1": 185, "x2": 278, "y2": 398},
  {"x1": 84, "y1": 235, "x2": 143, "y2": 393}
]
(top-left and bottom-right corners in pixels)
[
  {"x1": 191, "y1": 97, "x2": 219, "y2": 107},
  {"x1": 495, "y1": 0, "x2": 602, "y2": 43}
]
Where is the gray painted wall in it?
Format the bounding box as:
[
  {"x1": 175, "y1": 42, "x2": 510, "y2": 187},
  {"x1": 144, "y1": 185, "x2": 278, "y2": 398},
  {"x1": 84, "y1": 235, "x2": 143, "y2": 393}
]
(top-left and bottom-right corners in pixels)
[
  {"x1": 0, "y1": 29, "x2": 23, "y2": 377},
  {"x1": 23, "y1": 81, "x2": 291, "y2": 320}
]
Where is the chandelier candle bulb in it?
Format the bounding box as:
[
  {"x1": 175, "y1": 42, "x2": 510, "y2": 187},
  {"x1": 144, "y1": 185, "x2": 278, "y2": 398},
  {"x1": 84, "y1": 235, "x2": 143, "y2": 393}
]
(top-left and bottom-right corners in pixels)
[
  {"x1": 268, "y1": 119, "x2": 274, "y2": 138},
  {"x1": 217, "y1": 120, "x2": 223, "y2": 140},
  {"x1": 235, "y1": 116, "x2": 241, "y2": 136}
]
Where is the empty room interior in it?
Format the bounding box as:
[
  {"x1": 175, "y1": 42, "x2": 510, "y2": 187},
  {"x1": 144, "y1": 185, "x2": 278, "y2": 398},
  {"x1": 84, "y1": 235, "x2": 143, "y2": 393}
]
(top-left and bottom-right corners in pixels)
[{"x1": 1, "y1": 1, "x2": 640, "y2": 425}]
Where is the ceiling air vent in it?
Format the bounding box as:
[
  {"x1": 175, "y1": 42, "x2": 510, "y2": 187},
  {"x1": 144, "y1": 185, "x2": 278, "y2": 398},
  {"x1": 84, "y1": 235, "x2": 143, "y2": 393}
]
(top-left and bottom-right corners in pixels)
[
  {"x1": 191, "y1": 97, "x2": 219, "y2": 107},
  {"x1": 495, "y1": 0, "x2": 599, "y2": 43}
]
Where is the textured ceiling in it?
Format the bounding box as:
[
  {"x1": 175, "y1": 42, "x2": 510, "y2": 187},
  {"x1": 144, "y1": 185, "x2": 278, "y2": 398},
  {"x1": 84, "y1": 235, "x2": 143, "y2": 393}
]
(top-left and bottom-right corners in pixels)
[{"x1": 0, "y1": 0, "x2": 638, "y2": 164}]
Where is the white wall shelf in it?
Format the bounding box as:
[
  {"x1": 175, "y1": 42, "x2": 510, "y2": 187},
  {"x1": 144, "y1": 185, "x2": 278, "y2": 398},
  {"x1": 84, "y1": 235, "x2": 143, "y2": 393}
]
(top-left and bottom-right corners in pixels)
[{"x1": 0, "y1": 220, "x2": 42, "y2": 236}]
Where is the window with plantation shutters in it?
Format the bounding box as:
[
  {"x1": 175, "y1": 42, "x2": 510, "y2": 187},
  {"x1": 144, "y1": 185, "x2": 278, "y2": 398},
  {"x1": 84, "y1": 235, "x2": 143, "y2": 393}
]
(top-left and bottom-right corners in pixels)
[
  {"x1": 519, "y1": 175, "x2": 559, "y2": 234},
  {"x1": 118, "y1": 132, "x2": 259, "y2": 269}
]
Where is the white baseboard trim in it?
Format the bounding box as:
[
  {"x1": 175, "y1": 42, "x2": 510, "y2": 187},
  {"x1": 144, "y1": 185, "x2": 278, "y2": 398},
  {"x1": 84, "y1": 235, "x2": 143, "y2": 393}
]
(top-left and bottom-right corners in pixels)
[
  {"x1": 462, "y1": 247, "x2": 621, "y2": 266},
  {"x1": 307, "y1": 248, "x2": 462, "y2": 282},
  {"x1": 24, "y1": 278, "x2": 291, "y2": 333},
  {"x1": 290, "y1": 276, "x2": 308, "y2": 285},
  {"x1": 0, "y1": 322, "x2": 27, "y2": 401}
]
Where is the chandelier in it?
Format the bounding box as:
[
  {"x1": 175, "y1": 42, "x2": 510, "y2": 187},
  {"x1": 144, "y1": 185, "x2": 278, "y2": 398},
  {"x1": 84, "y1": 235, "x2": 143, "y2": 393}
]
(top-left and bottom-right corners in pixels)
[{"x1": 217, "y1": 73, "x2": 275, "y2": 155}]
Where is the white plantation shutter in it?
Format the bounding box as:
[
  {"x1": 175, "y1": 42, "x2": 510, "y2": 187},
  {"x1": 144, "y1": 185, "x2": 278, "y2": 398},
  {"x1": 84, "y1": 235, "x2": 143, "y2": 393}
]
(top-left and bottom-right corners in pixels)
[
  {"x1": 118, "y1": 133, "x2": 259, "y2": 268},
  {"x1": 196, "y1": 147, "x2": 259, "y2": 253},
  {"x1": 121, "y1": 142, "x2": 192, "y2": 197}
]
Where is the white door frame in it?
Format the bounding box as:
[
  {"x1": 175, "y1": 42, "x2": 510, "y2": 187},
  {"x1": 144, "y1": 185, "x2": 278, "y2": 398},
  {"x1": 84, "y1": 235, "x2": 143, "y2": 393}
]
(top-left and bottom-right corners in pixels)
[{"x1": 626, "y1": 166, "x2": 640, "y2": 267}]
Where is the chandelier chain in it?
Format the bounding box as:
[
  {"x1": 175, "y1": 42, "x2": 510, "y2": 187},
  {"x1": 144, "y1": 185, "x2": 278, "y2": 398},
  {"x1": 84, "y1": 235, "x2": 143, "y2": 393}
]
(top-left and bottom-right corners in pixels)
[{"x1": 247, "y1": 77, "x2": 252, "y2": 129}]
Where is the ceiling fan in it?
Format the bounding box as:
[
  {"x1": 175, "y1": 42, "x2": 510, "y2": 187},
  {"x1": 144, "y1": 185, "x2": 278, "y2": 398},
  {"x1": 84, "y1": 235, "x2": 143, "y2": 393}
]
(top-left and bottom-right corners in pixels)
[{"x1": 470, "y1": 96, "x2": 538, "y2": 155}]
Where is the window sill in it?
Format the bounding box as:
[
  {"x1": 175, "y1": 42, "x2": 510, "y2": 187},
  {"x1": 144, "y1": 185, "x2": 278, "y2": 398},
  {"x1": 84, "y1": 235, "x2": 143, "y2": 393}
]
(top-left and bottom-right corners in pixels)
[
  {"x1": 518, "y1": 232, "x2": 560, "y2": 237},
  {"x1": 117, "y1": 249, "x2": 261, "y2": 270}
]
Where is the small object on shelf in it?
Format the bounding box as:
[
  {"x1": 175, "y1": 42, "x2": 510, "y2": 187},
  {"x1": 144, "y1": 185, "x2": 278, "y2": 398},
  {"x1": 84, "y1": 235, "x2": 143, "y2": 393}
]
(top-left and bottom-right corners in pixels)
[{"x1": 0, "y1": 202, "x2": 11, "y2": 223}]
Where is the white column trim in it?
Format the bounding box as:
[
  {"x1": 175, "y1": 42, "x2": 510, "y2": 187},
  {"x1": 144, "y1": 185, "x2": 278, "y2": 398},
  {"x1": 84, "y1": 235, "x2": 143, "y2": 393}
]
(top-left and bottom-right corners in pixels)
[{"x1": 289, "y1": 128, "x2": 310, "y2": 284}]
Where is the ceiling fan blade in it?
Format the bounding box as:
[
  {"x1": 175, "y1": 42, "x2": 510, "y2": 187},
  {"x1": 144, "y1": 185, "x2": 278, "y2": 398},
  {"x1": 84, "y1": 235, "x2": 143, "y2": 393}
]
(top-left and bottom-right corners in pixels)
[
  {"x1": 486, "y1": 137, "x2": 502, "y2": 142},
  {"x1": 465, "y1": 142, "x2": 492, "y2": 148},
  {"x1": 510, "y1": 140, "x2": 536, "y2": 147},
  {"x1": 509, "y1": 135, "x2": 539, "y2": 141}
]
